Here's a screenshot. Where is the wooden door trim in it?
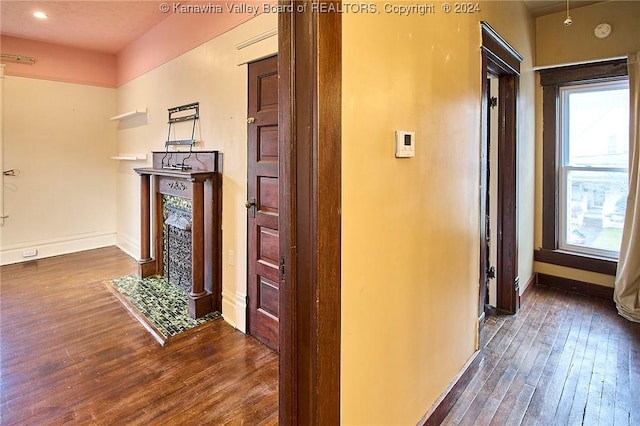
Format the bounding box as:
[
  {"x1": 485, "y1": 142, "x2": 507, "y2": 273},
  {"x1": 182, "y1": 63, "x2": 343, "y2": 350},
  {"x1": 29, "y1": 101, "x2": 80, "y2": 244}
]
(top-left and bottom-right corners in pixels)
[
  {"x1": 479, "y1": 21, "x2": 521, "y2": 321},
  {"x1": 278, "y1": 2, "x2": 342, "y2": 424}
]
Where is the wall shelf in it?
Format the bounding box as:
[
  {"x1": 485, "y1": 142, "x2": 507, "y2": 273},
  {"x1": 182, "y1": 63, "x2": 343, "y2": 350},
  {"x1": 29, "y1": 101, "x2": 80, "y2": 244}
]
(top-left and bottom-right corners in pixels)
[
  {"x1": 109, "y1": 108, "x2": 147, "y2": 121},
  {"x1": 110, "y1": 154, "x2": 147, "y2": 161}
]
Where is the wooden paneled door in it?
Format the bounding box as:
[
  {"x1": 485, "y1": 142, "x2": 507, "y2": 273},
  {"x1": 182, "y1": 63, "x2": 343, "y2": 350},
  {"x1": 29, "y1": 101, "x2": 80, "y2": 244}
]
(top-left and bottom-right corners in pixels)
[{"x1": 247, "y1": 55, "x2": 279, "y2": 351}]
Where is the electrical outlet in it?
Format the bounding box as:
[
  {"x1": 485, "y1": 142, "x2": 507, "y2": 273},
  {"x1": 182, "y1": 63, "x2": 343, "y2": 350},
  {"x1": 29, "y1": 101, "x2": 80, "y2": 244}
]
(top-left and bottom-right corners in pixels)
[
  {"x1": 22, "y1": 248, "x2": 38, "y2": 258},
  {"x1": 228, "y1": 250, "x2": 235, "y2": 266}
]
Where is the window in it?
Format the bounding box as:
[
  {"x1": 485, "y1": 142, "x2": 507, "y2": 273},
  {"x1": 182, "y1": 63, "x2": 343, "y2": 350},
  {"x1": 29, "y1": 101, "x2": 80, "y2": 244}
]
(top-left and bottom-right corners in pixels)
[
  {"x1": 537, "y1": 60, "x2": 629, "y2": 274},
  {"x1": 559, "y1": 81, "x2": 629, "y2": 257}
]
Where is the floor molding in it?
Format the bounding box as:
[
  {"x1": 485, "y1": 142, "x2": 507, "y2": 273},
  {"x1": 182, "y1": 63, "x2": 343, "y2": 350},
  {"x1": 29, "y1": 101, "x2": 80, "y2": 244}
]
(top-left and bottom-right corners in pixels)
[
  {"x1": 0, "y1": 232, "x2": 116, "y2": 265},
  {"x1": 536, "y1": 273, "x2": 614, "y2": 301},
  {"x1": 520, "y1": 273, "x2": 537, "y2": 305},
  {"x1": 418, "y1": 350, "x2": 482, "y2": 426},
  {"x1": 115, "y1": 233, "x2": 139, "y2": 260},
  {"x1": 221, "y1": 289, "x2": 247, "y2": 332}
]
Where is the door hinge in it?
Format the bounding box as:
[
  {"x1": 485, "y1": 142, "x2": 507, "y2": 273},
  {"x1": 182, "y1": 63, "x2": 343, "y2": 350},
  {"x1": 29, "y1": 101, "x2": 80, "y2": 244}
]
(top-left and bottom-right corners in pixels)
[
  {"x1": 247, "y1": 116, "x2": 256, "y2": 124},
  {"x1": 280, "y1": 257, "x2": 285, "y2": 281},
  {"x1": 487, "y1": 266, "x2": 496, "y2": 279},
  {"x1": 489, "y1": 97, "x2": 498, "y2": 109}
]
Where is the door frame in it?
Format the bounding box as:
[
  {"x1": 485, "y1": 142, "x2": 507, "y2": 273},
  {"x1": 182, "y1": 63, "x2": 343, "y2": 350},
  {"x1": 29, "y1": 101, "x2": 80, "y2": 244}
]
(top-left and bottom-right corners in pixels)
[
  {"x1": 278, "y1": 2, "x2": 342, "y2": 424},
  {"x1": 479, "y1": 21, "x2": 522, "y2": 327}
]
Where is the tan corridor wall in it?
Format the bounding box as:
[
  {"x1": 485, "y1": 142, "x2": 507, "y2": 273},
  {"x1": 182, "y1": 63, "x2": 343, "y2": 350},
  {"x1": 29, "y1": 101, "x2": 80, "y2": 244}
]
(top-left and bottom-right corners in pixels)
[{"x1": 341, "y1": 2, "x2": 536, "y2": 423}]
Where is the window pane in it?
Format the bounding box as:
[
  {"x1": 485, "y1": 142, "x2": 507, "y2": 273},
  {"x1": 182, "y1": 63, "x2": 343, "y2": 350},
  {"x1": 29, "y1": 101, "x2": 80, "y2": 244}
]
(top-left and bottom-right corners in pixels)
[
  {"x1": 564, "y1": 85, "x2": 629, "y2": 168},
  {"x1": 564, "y1": 169, "x2": 628, "y2": 254},
  {"x1": 560, "y1": 81, "x2": 629, "y2": 258}
]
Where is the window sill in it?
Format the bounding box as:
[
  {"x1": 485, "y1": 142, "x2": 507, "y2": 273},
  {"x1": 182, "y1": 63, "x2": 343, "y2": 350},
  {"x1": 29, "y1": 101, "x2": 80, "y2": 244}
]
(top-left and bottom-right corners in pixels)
[{"x1": 534, "y1": 248, "x2": 617, "y2": 276}]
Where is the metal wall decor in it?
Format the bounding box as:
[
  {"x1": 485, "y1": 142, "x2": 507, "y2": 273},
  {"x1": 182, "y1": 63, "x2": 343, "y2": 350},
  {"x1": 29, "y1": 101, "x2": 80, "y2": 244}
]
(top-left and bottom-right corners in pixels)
[{"x1": 161, "y1": 102, "x2": 200, "y2": 171}]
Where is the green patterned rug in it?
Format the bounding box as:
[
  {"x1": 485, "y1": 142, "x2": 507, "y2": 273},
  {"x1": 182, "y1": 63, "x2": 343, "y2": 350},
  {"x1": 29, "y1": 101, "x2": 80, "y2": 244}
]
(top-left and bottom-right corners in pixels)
[{"x1": 106, "y1": 275, "x2": 220, "y2": 345}]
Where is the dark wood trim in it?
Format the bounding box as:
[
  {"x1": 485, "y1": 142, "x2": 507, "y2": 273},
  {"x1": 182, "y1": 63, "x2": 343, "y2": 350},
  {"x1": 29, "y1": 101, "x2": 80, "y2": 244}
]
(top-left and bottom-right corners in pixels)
[
  {"x1": 534, "y1": 248, "x2": 617, "y2": 276},
  {"x1": 539, "y1": 59, "x2": 628, "y2": 262},
  {"x1": 419, "y1": 350, "x2": 483, "y2": 426},
  {"x1": 497, "y1": 73, "x2": 519, "y2": 314},
  {"x1": 479, "y1": 51, "x2": 489, "y2": 320},
  {"x1": 481, "y1": 21, "x2": 522, "y2": 75},
  {"x1": 140, "y1": 174, "x2": 151, "y2": 261},
  {"x1": 541, "y1": 85, "x2": 558, "y2": 249},
  {"x1": 315, "y1": 5, "x2": 342, "y2": 425},
  {"x1": 278, "y1": 2, "x2": 342, "y2": 424},
  {"x1": 278, "y1": 7, "x2": 296, "y2": 423},
  {"x1": 538, "y1": 59, "x2": 627, "y2": 86},
  {"x1": 536, "y1": 273, "x2": 615, "y2": 301},
  {"x1": 480, "y1": 22, "x2": 521, "y2": 316}
]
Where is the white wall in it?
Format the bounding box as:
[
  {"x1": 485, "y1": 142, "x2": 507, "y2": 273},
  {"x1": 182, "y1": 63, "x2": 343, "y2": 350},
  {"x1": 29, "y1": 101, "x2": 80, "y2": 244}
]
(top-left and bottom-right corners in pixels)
[
  {"x1": 114, "y1": 12, "x2": 277, "y2": 331},
  {"x1": 0, "y1": 76, "x2": 117, "y2": 264}
]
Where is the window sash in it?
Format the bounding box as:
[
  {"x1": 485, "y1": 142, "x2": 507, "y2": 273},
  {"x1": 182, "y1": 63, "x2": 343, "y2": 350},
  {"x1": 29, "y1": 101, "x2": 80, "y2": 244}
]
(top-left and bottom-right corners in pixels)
[
  {"x1": 558, "y1": 166, "x2": 628, "y2": 258},
  {"x1": 557, "y1": 80, "x2": 629, "y2": 259}
]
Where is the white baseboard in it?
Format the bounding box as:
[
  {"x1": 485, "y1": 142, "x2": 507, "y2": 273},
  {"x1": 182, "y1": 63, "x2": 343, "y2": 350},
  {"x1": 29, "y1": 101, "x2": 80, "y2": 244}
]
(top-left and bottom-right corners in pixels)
[
  {"x1": 222, "y1": 289, "x2": 247, "y2": 333},
  {"x1": 115, "y1": 233, "x2": 140, "y2": 260},
  {"x1": 0, "y1": 232, "x2": 116, "y2": 265}
]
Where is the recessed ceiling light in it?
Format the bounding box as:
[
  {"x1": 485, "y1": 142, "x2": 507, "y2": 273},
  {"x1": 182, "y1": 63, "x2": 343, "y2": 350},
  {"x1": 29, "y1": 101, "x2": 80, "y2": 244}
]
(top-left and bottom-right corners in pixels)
[{"x1": 33, "y1": 11, "x2": 48, "y2": 19}]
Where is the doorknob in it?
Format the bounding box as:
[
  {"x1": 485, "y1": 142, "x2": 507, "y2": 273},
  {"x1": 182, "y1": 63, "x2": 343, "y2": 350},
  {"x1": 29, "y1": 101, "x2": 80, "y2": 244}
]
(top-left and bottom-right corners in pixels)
[{"x1": 245, "y1": 197, "x2": 257, "y2": 217}]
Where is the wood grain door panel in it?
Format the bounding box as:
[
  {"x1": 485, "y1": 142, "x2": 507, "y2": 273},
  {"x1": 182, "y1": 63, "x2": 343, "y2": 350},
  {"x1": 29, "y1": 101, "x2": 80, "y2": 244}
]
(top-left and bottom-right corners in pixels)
[{"x1": 247, "y1": 55, "x2": 279, "y2": 351}]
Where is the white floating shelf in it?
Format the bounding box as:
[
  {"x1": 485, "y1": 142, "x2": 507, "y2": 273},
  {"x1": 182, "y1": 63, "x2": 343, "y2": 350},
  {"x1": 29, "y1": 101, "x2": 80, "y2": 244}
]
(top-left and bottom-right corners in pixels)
[
  {"x1": 109, "y1": 108, "x2": 147, "y2": 121},
  {"x1": 110, "y1": 154, "x2": 147, "y2": 161}
]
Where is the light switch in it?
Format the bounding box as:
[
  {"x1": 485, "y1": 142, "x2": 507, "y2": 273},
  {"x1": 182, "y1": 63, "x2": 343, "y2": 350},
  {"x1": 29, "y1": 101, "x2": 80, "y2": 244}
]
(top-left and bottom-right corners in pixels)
[{"x1": 395, "y1": 130, "x2": 415, "y2": 158}]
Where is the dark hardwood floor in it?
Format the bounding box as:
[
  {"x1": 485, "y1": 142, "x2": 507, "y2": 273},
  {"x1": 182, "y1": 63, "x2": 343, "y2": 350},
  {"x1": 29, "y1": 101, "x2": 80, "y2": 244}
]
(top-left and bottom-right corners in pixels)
[
  {"x1": 443, "y1": 284, "x2": 640, "y2": 426},
  {"x1": 0, "y1": 246, "x2": 278, "y2": 425},
  {"x1": 3, "y1": 247, "x2": 638, "y2": 425}
]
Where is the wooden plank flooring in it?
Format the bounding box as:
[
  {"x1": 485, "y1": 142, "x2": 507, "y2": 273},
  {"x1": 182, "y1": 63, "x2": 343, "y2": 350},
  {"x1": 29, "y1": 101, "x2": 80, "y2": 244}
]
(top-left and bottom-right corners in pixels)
[
  {"x1": 0, "y1": 247, "x2": 278, "y2": 425},
  {"x1": 443, "y1": 284, "x2": 640, "y2": 426},
  {"x1": 3, "y1": 247, "x2": 639, "y2": 425}
]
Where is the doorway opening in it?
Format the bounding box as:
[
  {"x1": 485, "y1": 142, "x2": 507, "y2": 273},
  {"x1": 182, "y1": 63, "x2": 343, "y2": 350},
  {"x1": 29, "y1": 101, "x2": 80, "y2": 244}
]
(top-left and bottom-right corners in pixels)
[
  {"x1": 486, "y1": 73, "x2": 499, "y2": 313},
  {"x1": 479, "y1": 22, "x2": 522, "y2": 333}
]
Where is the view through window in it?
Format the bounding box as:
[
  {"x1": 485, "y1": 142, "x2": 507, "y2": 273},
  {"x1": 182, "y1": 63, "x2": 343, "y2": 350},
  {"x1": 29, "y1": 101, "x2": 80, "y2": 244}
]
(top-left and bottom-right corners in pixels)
[{"x1": 559, "y1": 80, "x2": 629, "y2": 258}]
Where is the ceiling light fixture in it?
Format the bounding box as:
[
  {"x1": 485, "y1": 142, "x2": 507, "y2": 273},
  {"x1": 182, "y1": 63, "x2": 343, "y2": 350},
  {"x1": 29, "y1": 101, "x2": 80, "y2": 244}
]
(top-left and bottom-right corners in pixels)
[
  {"x1": 563, "y1": 0, "x2": 573, "y2": 26},
  {"x1": 33, "y1": 11, "x2": 48, "y2": 19}
]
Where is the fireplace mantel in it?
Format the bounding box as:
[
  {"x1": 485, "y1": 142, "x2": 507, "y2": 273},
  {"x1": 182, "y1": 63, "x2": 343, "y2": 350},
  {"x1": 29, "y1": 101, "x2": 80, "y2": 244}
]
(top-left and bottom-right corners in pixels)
[{"x1": 135, "y1": 151, "x2": 222, "y2": 318}]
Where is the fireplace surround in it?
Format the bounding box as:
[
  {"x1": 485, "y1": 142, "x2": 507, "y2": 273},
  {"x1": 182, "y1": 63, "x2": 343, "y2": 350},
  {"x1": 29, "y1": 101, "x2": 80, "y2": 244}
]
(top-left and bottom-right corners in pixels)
[{"x1": 135, "y1": 151, "x2": 222, "y2": 318}]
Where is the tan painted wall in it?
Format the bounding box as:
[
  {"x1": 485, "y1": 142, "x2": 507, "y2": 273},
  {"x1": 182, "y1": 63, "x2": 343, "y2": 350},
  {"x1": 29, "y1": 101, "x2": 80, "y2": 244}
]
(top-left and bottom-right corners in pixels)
[
  {"x1": 534, "y1": 1, "x2": 640, "y2": 288},
  {"x1": 114, "y1": 12, "x2": 277, "y2": 330},
  {"x1": 0, "y1": 77, "x2": 117, "y2": 264},
  {"x1": 536, "y1": 1, "x2": 640, "y2": 68},
  {"x1": 341, "y1": 2, "x2": 535, "y2": 424}
]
